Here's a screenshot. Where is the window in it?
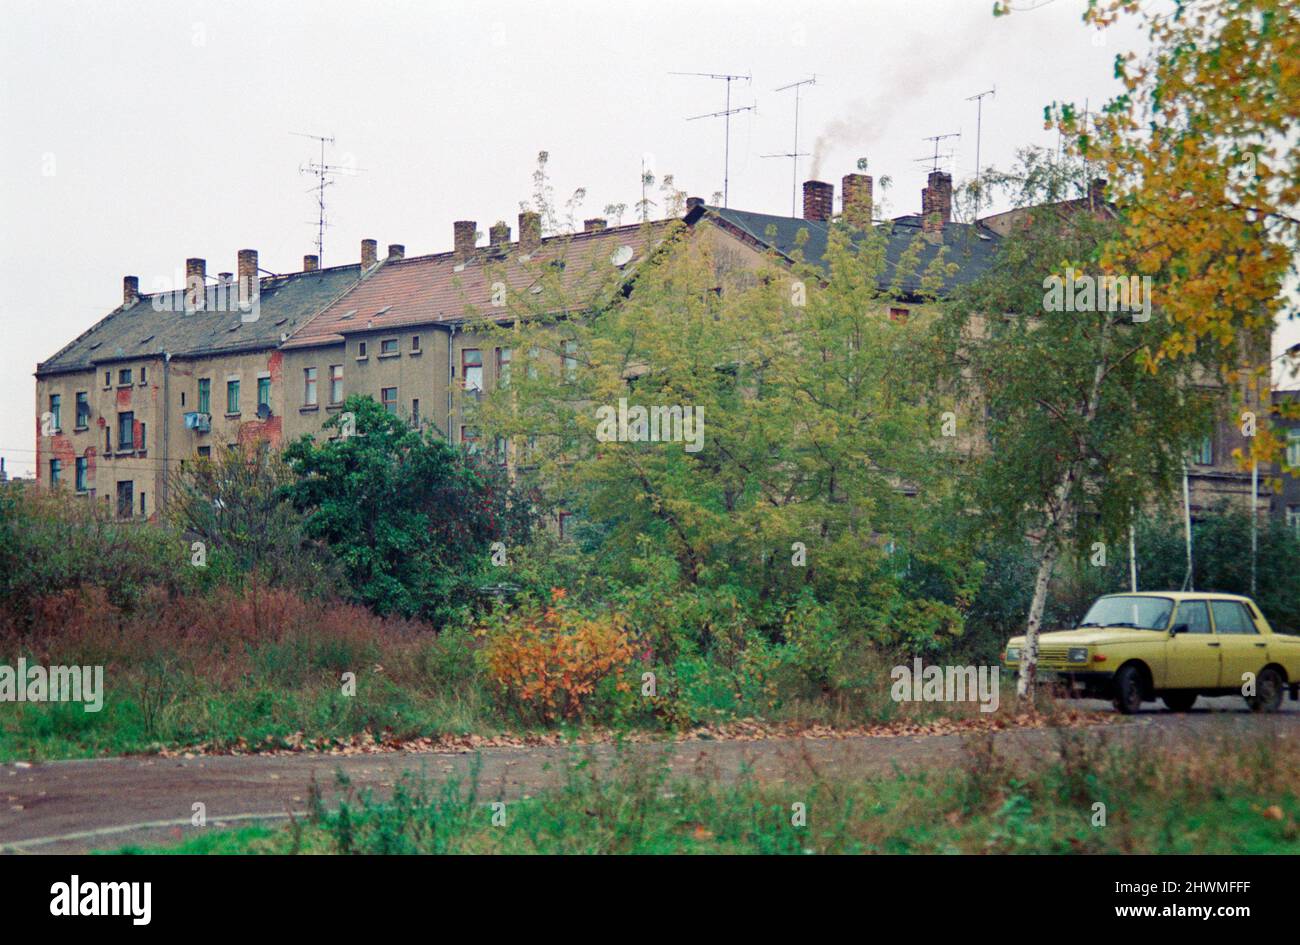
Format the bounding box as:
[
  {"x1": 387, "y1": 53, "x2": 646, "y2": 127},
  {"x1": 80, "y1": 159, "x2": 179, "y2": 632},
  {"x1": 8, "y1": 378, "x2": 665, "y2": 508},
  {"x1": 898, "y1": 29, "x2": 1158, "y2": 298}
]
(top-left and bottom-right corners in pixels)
[
  {"x1": 411, "y1": 335, "x2": 421, "y2": 353},
  {"x1": 197, "y1": 446, "x2": 211, "y2": 458},
  {"x1": 181, "y1": 391, "x2": 186, "y2": 407},
  {"x1": 381, "y1": 387, "x2": 398, "y2": 413},
  {"x1": 461, "y1": 426, "x2": 480, "y2": 453},
  {"x1": 1287, "y1": 505, "x2": 1300, "y2": 537},
  {"x1": 117, "y1": 412, "x2": 135, "y2": 450},
  {"x1": 527, "y1": 347, "x2": 539, "y2": 380},
  {"x1": 116, "y1": 481, "x2": 133, "y2": 519},
  {"x1": 140, "y1": 491, "x2": 146, "y2": 516},
  {"x1": 104, "y1": 370, "x2": 111, "y2": 388},
  {"x1": 411, "y1": 398, "x2": 420, "y2": 424},
  {"x1": 889, "y1": 307, "x2": 910, "y2": 322},
  {"x1": 49, "y1": 458, "x2": 61, "y2": 486},
  {"x1": 1192, "y1": 434, "x2": 1214, "y2": 466},
  {"x1": 462, "y1": 349, "x2": 483, "y2": 396},
  {"x1": 104, "y1": 427, "x2": 111, "y2": 452},
  {"x1": 139, "y1": 366, "x2": 148, "y2": 386},
  {"x1": 494, "y1": 435, "x2": 508, "y2": 466},
  {"x1": 380, "y1": 338, "x2": 399, "y2": 356},
  {"x1": 329, "y1": 365, "x2": 343, "y2": 404},
  {"x1": 558, "y1": 511, "x2": 573, "y2": 540},
  {"x1": 226, "y1": 379, "x2": 240, "y2": 414},
  {"x1": 1211, "y1": 601, "x2": 1257, "y2": 635},
  {"x1": 563, "y1": 340, "x2": 578, "y2": 382},
  {"x1": 1174, "y1": 600, "x2": 1212, "y2": 634},
  {"x1": 496, "y1": 347, "x2": 512, "y2": 388},
  {"x1": 118, "y1": 368, "x2": 132, "y2": 386},
  {"x1": 75, "y1": 392, "x2": 90, "y2": 428},
  {"x1": 1287, "y1": 430, "x2": 1300, "y2": 469},
  {"x1": 48, "y1": 394, "x2": 61, "y2": 432},
  {"x1": 257, "y1": 377, "x2": 271, "y2": 409},
  {"x1": 357, "y1": 341, "x2": 368, "y2": 359},
  {"x1": 138, "y1": 422, "x2": 146, "y2": 452},
  {"x1": 197, "y1": 378, "x2": 211, "y2": 414},
  {"x1": 303, "y1": 368, "x2": 318, "y2": 405},
  {"x1": 75, "y1": 456, "x2": 88, "y2": 492}
]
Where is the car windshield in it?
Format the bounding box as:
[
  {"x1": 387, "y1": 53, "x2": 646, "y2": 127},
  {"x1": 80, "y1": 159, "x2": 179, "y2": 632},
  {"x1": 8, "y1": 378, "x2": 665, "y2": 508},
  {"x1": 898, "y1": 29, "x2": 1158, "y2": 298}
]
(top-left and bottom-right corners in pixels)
[{"x1": 1079, "y1": 596, "x2": 1173, "y2": 631}]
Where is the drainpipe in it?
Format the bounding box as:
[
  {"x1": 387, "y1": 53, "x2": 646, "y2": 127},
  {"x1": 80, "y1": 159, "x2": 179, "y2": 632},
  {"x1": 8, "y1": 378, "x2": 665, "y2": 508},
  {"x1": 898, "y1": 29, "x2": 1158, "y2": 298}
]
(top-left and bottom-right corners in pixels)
[
  {"x1": 445, "y1": 323, "x2": 457, "y2": 445},
  {"x1": 161, "y1": 351, "x2": 171, "y2": 512}
]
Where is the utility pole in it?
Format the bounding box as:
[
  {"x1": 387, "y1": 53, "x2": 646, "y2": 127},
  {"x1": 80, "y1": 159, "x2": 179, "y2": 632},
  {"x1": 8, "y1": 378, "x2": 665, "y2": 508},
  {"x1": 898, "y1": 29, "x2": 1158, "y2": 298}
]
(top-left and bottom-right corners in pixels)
[
  {"x1": 764, "y1": 76, "x2": 817, "y2": 216},
  {"x1": 966, "y1": 87, "x2": 995, "y2": 214},
  {"x1": 673, "y1": 71, "x2": 753, "y2": 208}
]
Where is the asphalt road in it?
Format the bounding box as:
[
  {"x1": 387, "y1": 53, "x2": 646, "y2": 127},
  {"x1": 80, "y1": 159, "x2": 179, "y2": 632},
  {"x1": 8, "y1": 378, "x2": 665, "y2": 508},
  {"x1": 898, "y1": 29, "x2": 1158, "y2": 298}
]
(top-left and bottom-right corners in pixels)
[{"x1": 2, "y1": 696, "x2": 1297, "y2": 854}]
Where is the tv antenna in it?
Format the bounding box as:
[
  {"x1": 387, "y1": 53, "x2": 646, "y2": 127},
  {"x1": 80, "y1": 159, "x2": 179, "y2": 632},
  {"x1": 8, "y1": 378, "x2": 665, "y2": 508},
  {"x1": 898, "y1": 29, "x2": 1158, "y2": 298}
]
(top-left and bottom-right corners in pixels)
[
  {"x1": 763, "y1": 76, "x2": 816, "y2": 216},
  {"x1": 673, "y1": 71, "x2": 753, "y2": 208},
  {"x1": 966, "y1": 88, "x2": 995, "y2": 213},
  {"x1": 915, "y1": 132, "x2": 962, "y2": 173},
  {"x1": 292, "y1": 132, "x2": 364, "y2": 266}
]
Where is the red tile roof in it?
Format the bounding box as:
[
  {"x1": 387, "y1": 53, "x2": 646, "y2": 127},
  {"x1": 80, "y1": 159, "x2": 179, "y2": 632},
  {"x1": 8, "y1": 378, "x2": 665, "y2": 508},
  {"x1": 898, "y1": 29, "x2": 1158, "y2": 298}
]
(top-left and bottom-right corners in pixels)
[{"x1": 284, "y1": 220, "x2": 678, "y2": 348}]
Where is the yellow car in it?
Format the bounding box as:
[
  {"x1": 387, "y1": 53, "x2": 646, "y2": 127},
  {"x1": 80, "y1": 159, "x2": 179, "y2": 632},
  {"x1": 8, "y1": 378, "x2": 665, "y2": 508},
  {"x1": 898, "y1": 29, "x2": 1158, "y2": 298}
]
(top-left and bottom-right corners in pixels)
[{"x1": 1003, "y1": 592, "x2": 1300, "y2": 714}]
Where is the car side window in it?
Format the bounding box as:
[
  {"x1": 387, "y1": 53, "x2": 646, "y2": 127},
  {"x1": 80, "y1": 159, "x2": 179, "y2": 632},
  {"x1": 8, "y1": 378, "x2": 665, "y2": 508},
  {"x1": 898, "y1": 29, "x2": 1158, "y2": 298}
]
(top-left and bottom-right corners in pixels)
[
  {"x1": 1211, "y1": 601, "x2": 1258, "y2": 635},
  {"x1": 1176, "y1": 600, "x2": 1212, "y2": 633}
]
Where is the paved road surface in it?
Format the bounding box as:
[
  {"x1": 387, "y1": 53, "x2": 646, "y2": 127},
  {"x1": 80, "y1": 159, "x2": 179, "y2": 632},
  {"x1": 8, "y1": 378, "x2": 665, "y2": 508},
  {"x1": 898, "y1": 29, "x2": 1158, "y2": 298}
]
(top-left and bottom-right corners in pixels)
[{"x1": 2, "y1": 696, "x2": 1296, "y2": 853}]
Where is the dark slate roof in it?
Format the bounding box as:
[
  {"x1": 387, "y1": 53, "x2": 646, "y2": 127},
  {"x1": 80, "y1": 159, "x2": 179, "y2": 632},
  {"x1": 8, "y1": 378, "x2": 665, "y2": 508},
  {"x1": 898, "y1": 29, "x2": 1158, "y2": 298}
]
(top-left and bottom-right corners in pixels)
[
  {"x1": 695, "y1": 205, "x2": 1002, "y2": 298},
  {"x1": 37, "y1": 264, "x2": 362, "y2": 376}
]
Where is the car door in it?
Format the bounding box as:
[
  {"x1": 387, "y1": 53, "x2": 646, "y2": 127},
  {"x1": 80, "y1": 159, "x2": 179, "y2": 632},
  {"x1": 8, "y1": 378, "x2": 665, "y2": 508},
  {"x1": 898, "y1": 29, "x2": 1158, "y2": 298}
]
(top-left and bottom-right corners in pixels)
[
  {"x1": 1165, "y1": 599, "x2": 1219, "y2": 688},
  {"x1": 1211, "y1": 600, "x2": 1265, "y2": 691}
]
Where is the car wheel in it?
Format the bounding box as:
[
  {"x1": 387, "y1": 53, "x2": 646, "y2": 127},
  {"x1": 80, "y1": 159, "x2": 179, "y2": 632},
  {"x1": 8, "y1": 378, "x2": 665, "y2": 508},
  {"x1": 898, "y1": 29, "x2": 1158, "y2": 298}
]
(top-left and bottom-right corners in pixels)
[
  {"x1": 1247, "y1": 668, "x2": 1284, "y2": 713},
  {"x1": 1112, "y1": 665, "x2": 1145, "y2": 715},
  {"x1": 1162, "y1": 692, "x2": 1197, "y2": 712}
]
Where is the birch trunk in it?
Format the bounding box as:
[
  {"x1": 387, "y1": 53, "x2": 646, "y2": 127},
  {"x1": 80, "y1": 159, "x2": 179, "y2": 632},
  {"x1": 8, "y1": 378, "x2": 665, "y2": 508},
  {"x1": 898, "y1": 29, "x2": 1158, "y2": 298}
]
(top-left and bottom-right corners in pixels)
[{"x1": 1017, "y1": 538, "x2": 1060, "y2": 702}]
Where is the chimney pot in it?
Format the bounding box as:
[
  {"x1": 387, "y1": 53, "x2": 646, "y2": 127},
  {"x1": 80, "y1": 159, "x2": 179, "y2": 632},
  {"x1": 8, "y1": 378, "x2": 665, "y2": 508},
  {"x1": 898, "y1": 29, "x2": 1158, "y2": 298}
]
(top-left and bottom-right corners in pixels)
[
  {"x1": 185, "y1": 257, "x2": 206, "y2": 311},
  {"x1": 802, "y1": 180, "x2": 833, "y2": 222},
  {"x1": 237, "y1": 249, "x2": 259, "y2": 308},
  {"x1": 361, "y1": 238, "x2": 378, "y2": 269},
  {"x1": 387, "y1": 244, "x2": 405, "y2": 262},
  {"x1": 123, "y1": 275, "x2": 139, "y2": 306},
  {"x1": 453, "y1": 221, "x2": 477, "y2": 261},
  {"x1": 489, "y1": 221, "x2": 511, "y2": 250},
  {"x1": 583, "y1": 217, "x2": 607, "y2": 233},
  {"x1": 518, "y1": 211, "x2": 541, "y2": 253},
  {"x1": 841, "y1": 174, "x2": 873, "y2": 227},
  {"x1": 303, "y1": 254, "x2": 319, "y2": 272}
]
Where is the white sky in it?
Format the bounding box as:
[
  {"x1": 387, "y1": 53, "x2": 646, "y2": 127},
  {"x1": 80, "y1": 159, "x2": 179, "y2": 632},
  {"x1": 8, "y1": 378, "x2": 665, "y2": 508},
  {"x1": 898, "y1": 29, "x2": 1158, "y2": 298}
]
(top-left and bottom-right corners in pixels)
[{"x1": 2, "y1": 0, "x2": 1294, "y2": 476}]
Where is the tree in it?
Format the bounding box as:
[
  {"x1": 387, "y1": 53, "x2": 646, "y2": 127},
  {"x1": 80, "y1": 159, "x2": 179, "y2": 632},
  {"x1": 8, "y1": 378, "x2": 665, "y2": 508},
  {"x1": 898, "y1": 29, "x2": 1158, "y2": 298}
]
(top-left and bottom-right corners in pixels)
[
  {"x1": 934, "y1": 148, "x2": 1218, "y2": 700},
  {"x1": 282, "y1": 395, "x2": 534, "y2": 625}
]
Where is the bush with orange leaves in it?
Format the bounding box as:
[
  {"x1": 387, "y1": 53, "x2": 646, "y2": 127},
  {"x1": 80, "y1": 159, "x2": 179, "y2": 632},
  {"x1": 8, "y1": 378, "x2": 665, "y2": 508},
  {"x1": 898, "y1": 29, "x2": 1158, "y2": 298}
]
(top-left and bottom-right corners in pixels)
[{"x1": 479, "y1": 589, "x2": 634, "y2": 724}]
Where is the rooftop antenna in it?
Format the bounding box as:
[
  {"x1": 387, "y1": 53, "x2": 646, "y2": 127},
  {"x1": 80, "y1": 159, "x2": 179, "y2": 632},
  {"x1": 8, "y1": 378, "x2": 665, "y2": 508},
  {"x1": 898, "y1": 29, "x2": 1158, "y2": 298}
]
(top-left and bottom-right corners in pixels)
[
  {"x1": 292, "y1": 132, "x2": 365, "y2": 267},
  {"x1": 764, "y1": 76, "x2": 817, "y2": 216},
  {"x1": 915, "y1": 133, "x2": 962, "y2": 173},
  {"x1": 674, "y1": 72, "x2": 753, "y2": 208},
  {"x1": 966, "y1": 87, "x2": 995, "y2": 214}
]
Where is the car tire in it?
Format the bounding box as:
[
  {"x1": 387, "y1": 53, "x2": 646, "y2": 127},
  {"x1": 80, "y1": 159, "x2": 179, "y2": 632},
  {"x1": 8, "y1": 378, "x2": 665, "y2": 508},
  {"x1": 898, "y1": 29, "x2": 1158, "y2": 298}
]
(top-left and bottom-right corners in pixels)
[
  {"x1": 1162, "y1": 692, "x2": 1197, "y2": 712},
  {"x1": 1247, "y1": 667, "x2": 1284, "y2": 713},
  {"x1": 1112, "y1": 665, "x2": 1145, "y2": 715}
]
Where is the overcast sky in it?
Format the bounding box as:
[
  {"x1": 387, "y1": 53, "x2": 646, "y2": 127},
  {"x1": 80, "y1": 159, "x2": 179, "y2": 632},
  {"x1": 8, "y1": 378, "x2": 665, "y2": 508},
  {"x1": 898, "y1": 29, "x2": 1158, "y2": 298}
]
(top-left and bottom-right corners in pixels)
[{"x1": 2, "y1": 0, "x2": 1294, "y2": 476}]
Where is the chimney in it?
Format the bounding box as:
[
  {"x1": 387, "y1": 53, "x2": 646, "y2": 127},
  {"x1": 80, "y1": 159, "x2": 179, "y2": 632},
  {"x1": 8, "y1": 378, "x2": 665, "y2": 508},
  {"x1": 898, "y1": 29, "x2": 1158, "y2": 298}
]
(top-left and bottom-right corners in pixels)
[
  {"x1": 185, "y1": 257, "x2": 206, "y2": 311},
  {"x1": 237, "y1": 249, "x2": 259, "y2": 308},
  {"x1": 685, "y1": 196, "x2": 705, "y2": 211},
  {"x1": 361, "y1": 238, "x2": 378, "y2": 269},
  {"x1": 802, "y1": 180, "x2": 833, "y2": 222},
  {"x1": 922, "y1": 170, "x2": 953, "y2": 237},
  {"x1": 583, "y1": 217, "x2": 607, "y2": 233},
  {"x1": 123, "y1": 275, "x2": 139, "y2": 306},
  {"x1": 518, "y1": 211, "x2": 541, "y2": 253},
  {"x1": 303, "y1": 254, "x2": 319, "y2": 272},
  {"x1": 453, "y1": 221, "x2": 476, "y2": 261},
  {"x1": 218, "y1": 272, "x2": 233, "y2": 285},
  {"x1": 1089, "y1": 177, "x2": 1107, "y2": 209},
  {"x1": 387, "y1": 243, "x2": 405, "y2": 262},
  {"x1": 489, "y1": 221, "x2": 511, "y2": 251},
  {"x1": 841, "y1": 174, "x2": 873, "y2": 227}
]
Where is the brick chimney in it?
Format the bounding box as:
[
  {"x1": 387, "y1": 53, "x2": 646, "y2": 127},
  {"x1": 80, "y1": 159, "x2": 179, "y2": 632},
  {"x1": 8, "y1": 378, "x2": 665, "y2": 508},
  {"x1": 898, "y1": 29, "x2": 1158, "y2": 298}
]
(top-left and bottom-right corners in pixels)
[
  {"x1": 453, "y1": 221, "x2": 476, "y2": 261},
  {"x1": 361, "y1": 238, "x2": 378, "y2": 269},
  {"x1": 685, "y1": 196, "x2": 705, "y2": 211},
  {"x1": 802, "y1": 180, "x2": 833, "y2": 222},
  {"x1": 583, "y1": 217, "x2": 607, "y2": 233},
  {"x1": 123, "y1": 275, "x2": 139, "y2": 306},
  {"x1": 1089, "y1": 177, "x2": 1107, "y2": 209},
  {"x1": 489, "y1": 221, "x2": 511, "y2": 251},
  {"x1": 237, "y1": 249, "x2": 259, "y2": 308},
  {"x1": 387, "y1": 243, "x2": 405, "y2": 262},
  {"x1": 518, "y1": 211, "x2": 541, "y2": 253},
  {"x1": 303, "y1": 254, "x2": 319, "y2": 272},
  {"x1": 841, "y1": 174, "x2": 873, "y2": 227},
  {"x1": 184, "y1": 257, "x2": 206, "y2": 311},
  {"x1": 921, "y1": 171, "x2": 953, "y2": 237}
]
